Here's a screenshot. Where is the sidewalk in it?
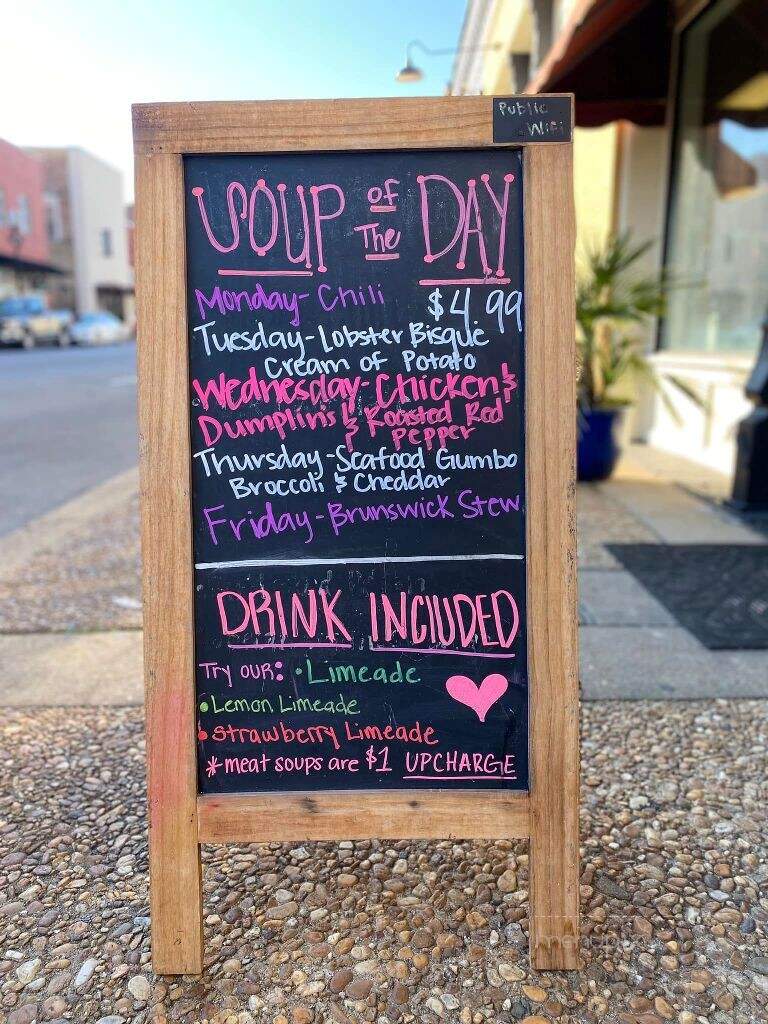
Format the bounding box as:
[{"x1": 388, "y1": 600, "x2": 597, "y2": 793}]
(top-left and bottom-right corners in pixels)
[
  {"x1": 0, "y1": 446, "x2": 764, "y2": 706},
  {"x1": 0, "y1": 468, "x2": 143, "y2": 706},
  {"x1": 578, "y1": 447, "x2": 766, "y2": 700}
]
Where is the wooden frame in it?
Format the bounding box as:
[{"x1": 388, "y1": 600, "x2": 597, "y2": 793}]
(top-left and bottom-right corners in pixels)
[{"x1": 133, "y1": 96, "x2": 579, "y2": 975}]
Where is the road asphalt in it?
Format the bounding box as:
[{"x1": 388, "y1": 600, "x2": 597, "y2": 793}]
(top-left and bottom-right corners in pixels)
[{"x1": 0, "y1": 342, "x2": 138, "y2": 536}]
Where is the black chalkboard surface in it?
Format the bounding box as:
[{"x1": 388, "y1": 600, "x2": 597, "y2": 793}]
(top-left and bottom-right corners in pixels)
[{"x1": 184, "y1": 149, "x2": 528, "y2": 794}]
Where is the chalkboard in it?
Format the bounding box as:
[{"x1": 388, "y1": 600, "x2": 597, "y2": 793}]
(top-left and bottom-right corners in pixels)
[
  {"x1": 135, "y1": 96, "x2": 579, "y2": 975},
  {"x1": 184, "y1": 149, "x2": 528, "y2": 794}
]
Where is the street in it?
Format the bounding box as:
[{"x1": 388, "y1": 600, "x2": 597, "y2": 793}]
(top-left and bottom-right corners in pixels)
[{"x1": 0, "y1": 342, "x2": 138, "y2": 536}]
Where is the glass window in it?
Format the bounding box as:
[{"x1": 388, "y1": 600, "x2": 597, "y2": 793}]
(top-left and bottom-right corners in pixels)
[
  {"x1": 101, "y1": 228, "x2": 113, "y2": 257},
  {"x1": 663, "y1": 0, "x2": 768, "y2": 355},
  {"x1": 45, "y1": 192, "x2": 64, "y2": 243},
  {"x1": 16, "y1": 196, "x2": 30, "y2": 237}
]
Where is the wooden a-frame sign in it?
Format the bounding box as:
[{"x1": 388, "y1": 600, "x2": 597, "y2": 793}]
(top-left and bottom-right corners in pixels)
[{"x1": 132, "y1": 96, "x2": 579, "y2": 975}]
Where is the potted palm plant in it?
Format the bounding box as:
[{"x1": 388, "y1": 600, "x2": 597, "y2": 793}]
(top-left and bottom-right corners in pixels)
[{"x1": 576, "y1": 232, "x2": 700, "y2": 481}]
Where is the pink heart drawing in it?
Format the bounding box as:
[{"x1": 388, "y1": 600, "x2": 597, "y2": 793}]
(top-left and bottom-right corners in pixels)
[{"x1": 445, "y1": 673, "x2": 509, "y2": 723}]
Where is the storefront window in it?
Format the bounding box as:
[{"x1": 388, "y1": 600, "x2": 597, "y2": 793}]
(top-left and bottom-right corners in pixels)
[{"x1": 663, "y1": 0, "x2": 768, "y2": 355}]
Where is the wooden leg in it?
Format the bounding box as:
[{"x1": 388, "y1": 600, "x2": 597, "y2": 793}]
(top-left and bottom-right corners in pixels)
[
  {"x1": 136, "y1": 149, "x2": 205, "y2": 975},
  {"x1": 146, "y1": 673, "x2": 203, "y2": 975},
  {"x1": 524, "y1": 141, "x2": 581, "y2": 970},
  {"x1": 529, "y1": 785, "x2": 580, "y2": 969},
  {"x1": 148, "y1": 804, "x2": 204, "y2": 975}
]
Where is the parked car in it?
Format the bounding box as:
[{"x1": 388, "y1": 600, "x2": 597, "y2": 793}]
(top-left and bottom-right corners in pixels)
[
  {"x1": 67, "y1": 311, "x2": 131, "y2": 346},
  {"x1": 0, "y1": 296, "x2": 74, "y2": 349}
]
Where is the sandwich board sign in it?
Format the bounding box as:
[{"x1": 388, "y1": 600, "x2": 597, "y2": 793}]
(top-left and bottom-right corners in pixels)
[{"x1": 132, "y1": 95, "x2": 579, "y2": 975}]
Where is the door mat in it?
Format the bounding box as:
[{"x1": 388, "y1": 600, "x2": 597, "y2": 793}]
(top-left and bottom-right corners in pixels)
[{"x1": 606, "y1": 544, "x2": 768, "y2": 650}]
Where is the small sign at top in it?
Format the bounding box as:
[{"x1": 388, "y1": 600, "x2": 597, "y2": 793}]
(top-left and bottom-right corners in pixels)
[{"x1": 493, "y1": 95, "x2": 573, "y2": 144}]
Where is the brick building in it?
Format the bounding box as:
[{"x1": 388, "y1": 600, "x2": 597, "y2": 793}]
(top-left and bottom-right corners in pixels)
[
  {"x1": 0, "y1": 139, "x2": 60, "y2": 299},
  {"x1": 25, "y1": 147, "x2": 134, "y2": 320}
]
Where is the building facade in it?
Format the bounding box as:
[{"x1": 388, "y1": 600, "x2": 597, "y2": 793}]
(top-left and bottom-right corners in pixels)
[
  {"x1": 25, "y1": 147, "x2": 134, "y2": 320},
  {"x1": 0, "y1": 139, "x2": 60, "y2": 298},
  {"x1": 451, "y1": 0, "x2": 768, "y2": 477}
]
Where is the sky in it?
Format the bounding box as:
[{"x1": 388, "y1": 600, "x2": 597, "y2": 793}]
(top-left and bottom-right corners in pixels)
[{"x1": 1, "y1": 0, "x2": 467, "y2": 201}]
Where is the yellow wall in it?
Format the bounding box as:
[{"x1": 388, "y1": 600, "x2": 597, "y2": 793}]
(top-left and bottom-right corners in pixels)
[
  {"x1": 573, "y1": 126, "x2": 618, "y2": 266},
  {"x1": 482, "y1": 0, "x2": 531, "y2": 95}
]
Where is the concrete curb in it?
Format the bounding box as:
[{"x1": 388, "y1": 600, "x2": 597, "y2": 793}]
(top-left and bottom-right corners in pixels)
[
  {"x1": 0, "y1": 629, "x2": 144, "y2": 706},
  {"x1": 0, "y1": 466, "x2": 139, "y2": 582}
]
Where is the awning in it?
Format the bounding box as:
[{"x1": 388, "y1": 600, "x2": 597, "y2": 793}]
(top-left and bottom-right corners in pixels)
[
  {"x1": 0, "y1": 252, "x2": 64, "y2": 275},
  {"x1": 527, "y1": 0, "x2": 672, "y2": 127},
  {"x1": 96, "y1": 281, "x2": 135, "y2": 294}
]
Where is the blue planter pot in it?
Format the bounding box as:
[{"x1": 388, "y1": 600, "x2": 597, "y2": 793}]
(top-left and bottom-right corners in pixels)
[{"x1": 577, "y1": 408, "x2": 625, "y2": 481}]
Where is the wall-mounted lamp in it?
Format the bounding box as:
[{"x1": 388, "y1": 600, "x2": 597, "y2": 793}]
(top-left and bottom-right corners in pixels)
[{"x1": 396, "y1": 39, "x2": 500, "y2": 84}]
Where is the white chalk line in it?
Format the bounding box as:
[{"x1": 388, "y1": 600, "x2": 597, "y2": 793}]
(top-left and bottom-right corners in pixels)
[{"x1": 195, "y1": 553, "x2": 525, "y2": 570}]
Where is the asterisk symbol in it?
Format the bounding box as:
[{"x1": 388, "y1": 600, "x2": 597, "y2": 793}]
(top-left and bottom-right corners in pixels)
[{"x1": 206, "y1": 756, "x2": 222, "y2": 778}]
